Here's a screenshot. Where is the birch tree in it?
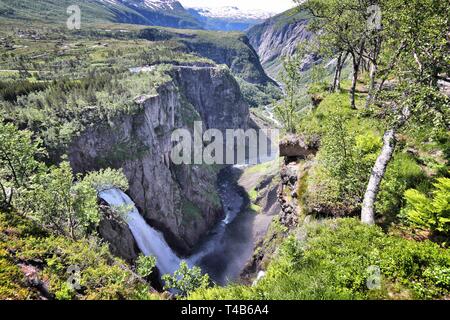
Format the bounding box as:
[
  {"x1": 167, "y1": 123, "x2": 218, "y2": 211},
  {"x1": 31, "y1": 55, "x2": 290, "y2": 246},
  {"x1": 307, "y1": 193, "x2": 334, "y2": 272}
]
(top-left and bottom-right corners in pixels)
[{"x1": 361, "y1": 0, "x2": 450, "y2": 224}]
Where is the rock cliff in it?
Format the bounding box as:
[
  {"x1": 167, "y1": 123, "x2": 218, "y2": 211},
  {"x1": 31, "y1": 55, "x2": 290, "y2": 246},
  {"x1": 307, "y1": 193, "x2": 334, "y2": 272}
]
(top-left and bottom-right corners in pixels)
[
  {"x1": 246, "y1": 9, "x2": 314, "y2": 78},
  {"x1": 69, "y1": 65, "x2": 250, "y2": 256}
]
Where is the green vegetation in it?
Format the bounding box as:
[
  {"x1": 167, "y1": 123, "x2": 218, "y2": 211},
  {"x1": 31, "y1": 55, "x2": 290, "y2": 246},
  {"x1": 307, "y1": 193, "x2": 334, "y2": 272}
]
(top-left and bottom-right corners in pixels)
[
  {"x1": 0, "y1": 211, "x2": 159, "y2": 300},
  {"x1": 0, "y1": 116, "x2": 158, "y2": 300},
  {"x1": 0, "y1": 120, "x2": 45, "y2": 209},
  {"x1": 0, "y1": 120, "x2": 129, "y2": 240},
  {"x1": 403, "y1": 176, "x2": 450, "y2": 236},
  {"x1": 162, "y1": 261, "x2": 210, "y2": 297},
  {"x1": 236, "y1": 77, "x2": 282, "y2": 108},
  {"x1": 275, "y1": 55, "x2": 303, "y2": 133},
  {"x1": 203, "y1": 0, "x2": 448, "y2": 302},
  {"x1": 0, "y1": 0, "x2": 448, "y2": 302},
  {"x1": 190, "y1": 218, "x2": 450, "y2": 300},
  {"x1": 18, "y1": 161, "x2": 100, "y2": 240},
  {"x1": 0, "y1": 0, "x2": 203, "y2": 29},
  {"x1": 136, "y1": 254, "x2": 157, "y2": 279},
  {"x1": 181, "y1": 199, "x2": 202, "y2": 225}
]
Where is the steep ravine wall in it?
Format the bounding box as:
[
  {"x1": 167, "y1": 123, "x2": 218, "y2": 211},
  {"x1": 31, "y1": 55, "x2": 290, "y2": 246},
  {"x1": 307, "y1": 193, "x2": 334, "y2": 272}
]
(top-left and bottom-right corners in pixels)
[
  {"x1": 68, "y1": 66, "x2": 250, "y2": 256},
  {"x1": 247, "y1": 10, "x2": 314, "y2": 79}
]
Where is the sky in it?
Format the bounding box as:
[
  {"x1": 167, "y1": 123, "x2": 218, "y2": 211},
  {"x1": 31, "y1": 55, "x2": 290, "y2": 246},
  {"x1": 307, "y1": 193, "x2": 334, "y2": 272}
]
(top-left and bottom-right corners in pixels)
[{"x1": 179, "y1": 0, "x2": 297, "y2": 13}]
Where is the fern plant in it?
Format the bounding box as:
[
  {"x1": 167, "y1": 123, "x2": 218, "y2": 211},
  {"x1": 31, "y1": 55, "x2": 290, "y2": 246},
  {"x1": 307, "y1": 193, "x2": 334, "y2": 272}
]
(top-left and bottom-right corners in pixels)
[{"x1": 403, "y1": 176, "x2": 450, "y2": 234}]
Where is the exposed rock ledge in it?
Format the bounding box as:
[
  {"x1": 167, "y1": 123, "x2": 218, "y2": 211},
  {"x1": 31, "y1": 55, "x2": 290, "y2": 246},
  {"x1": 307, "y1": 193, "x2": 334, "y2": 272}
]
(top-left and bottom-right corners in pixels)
[{"x1": 279, "y1": 134, "x2": 319, "y2": 159}]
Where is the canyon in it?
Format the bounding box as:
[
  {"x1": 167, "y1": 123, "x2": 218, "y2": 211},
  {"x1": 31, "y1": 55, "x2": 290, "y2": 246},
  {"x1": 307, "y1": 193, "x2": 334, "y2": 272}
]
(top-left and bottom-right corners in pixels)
[{"x1": 68, "y1": 65, "x2": 251, "y2": 256}]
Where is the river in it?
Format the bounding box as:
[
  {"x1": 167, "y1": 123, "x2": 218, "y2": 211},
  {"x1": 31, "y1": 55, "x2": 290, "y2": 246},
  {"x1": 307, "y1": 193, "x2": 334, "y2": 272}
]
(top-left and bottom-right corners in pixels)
[{"x1": 99, "y1": 165, "x2": 255, "y2": 285}]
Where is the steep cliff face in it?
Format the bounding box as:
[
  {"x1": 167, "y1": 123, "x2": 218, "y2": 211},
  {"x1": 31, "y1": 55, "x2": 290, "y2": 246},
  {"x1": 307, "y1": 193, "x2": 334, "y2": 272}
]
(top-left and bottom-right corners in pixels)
[
  {"x1": 98, "y1": 202, "x2": 140, "y2": 263},
  {"x1": 138, "y1": 28, "x2": 274, "y2": 85},
  {"x1": 247, "y1": 9, "x2": 314, "y2": 78},
  {"x1": 68, "y1": 66, "x2": 250, "y2": 255}
]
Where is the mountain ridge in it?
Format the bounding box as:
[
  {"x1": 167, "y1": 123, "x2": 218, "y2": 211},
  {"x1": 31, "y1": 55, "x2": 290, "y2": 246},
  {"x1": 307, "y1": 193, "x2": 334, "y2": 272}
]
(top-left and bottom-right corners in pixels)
[
  {"x1": 0, "y1": 0, "x2": 204, "y2": 29},
  {"x1": 246, "y1": 7, "x2": 314, "y2": 78}
]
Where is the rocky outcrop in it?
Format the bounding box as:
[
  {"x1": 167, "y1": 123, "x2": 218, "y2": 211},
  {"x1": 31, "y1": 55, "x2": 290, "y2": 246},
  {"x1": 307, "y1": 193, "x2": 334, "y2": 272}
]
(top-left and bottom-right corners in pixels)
[
  {"x1": 98, "y1": 203, "x2": 140, "y2": 263},
  {"x1": 247, "y1": 9, "x2": 316, "y2": 78},
  {"x1": 278, "y1": 161, "x2": 300, "y2": 227},
  {"x1": 279, "y1": 134, "x2": 319, "y2": 159},
  {"x1": 69, "y1": 65, "x2": 250, "y2": 256},
  {"x1": 278, "y1": 134, "x2": 318, "y2": 228}
]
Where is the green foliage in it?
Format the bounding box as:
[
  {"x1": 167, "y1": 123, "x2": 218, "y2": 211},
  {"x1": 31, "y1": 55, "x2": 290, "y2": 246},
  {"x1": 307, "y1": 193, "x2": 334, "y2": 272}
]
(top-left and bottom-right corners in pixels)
[
  {"x1": 403, "y1": 176, "x2": 450, "y2": 235},
  {"x1": 0, "y1": 254, "x2": 33, "y2": 299},
  {"x1": 162, "y1": 261, "x2": 210, "y2": 297},
  {"x1": 0, "y1": 121, "x2": 45, "y2": 209},
  {"x1": 17, "y1": 162, "x2": 100, "y2": 240},
  {"x1": 0, "y1": 80, "x2": 48, "y2": 102},
  {"x1": 376, "y1": 153, "x2": 425, "y2": 217},
  {"x1": 5, "y1": 67, "x2": 170, "y2": 152},
  {"x1": 181, "y1": 199, "x2": 202, "y2": 225},
  {"x1": 0, "y1": 0, "x2": 203, "y2": 28},
  {"x1": 296, "y1": 90, "x2": 365, "y2": 139},
  {"x1": 0, "y1": 211, "x2": 157, "y2": 300},
  {"x1": 306, "y1": 112, "x2": 382, "y2": 216},
  {"x1": 136, "y1": 254, "x2": 157, "y2": 278},
  {"x1": 82, "y1": 167, "x2": 129, "y2": 192},
  {"x1": 236, "y1": 78, "x2": 281, "y2": 108},
  {"x1": 191, "y1": 218, "x2": 450, "y2": 300},
  {"x1": 275, "y1": 55, "x2": 304, "y2": 133}
]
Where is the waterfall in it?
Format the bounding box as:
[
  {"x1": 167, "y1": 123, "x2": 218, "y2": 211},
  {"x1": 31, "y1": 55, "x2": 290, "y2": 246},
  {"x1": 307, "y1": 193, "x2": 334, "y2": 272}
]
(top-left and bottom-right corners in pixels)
[
  {"x1": 99, "y1": 188, "x2": 181, "y2": 276},
  {"x1": 99, "y1": 169, "x2": 251, "y2": 283}
]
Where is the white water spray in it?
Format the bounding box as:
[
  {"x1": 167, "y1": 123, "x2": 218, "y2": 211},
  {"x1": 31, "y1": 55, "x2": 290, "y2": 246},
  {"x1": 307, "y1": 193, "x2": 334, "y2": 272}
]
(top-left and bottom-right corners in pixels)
[{"x1": 99, "y1": 188, "x2": 181, "y2": 276}]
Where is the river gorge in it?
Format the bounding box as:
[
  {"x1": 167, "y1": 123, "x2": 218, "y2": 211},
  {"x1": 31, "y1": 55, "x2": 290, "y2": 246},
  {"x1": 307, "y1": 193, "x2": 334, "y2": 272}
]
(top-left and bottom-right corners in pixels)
[{"x1": 99, "y1": 164, "x2": 268, "y2": 285}]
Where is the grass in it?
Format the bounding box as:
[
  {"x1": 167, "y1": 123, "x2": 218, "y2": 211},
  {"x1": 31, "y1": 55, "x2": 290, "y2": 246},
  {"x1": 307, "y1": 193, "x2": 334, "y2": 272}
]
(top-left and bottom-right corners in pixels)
[
  {"x1": 0, "y1": 211, "x2": 160, "y2": 300},
  {"x1": 190, "y1": 218, "x2": 450, "y2": 300}
]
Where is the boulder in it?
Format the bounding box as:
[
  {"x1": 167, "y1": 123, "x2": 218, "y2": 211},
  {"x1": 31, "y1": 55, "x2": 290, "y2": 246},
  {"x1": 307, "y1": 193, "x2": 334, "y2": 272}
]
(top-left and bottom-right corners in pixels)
[{"x1": 279, "y1": 134, "x2": 319, "y2": 159}]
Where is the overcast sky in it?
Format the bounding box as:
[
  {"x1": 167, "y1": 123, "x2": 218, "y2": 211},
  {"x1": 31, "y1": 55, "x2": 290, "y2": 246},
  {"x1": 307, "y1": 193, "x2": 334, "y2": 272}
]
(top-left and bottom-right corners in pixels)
[{"x1": 179, "y1": 0, "x2": 297, "y2": 13}]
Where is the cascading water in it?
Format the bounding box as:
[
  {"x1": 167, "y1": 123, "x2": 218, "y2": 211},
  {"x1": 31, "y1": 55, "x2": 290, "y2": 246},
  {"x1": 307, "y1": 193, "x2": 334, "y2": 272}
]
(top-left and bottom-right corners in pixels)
[
  {"x1": 100, "y1": 157, "x2": 276, "y2": 283},
  {"x1": 99, "y1": 184, "x2": 244, "y2": 279},
  {"x1": 99, "y1": 188, "x2": 181, "y2": 276}
]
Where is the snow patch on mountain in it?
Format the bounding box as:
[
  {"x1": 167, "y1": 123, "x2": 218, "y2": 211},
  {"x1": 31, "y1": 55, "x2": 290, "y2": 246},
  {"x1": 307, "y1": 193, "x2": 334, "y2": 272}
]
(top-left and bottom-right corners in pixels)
[
  {"x1": 189, "y1": 6, "x2": 275, "y2": 21},
  {"x1": 96, "y1": 0, "x2": 184, "y2": 12}
]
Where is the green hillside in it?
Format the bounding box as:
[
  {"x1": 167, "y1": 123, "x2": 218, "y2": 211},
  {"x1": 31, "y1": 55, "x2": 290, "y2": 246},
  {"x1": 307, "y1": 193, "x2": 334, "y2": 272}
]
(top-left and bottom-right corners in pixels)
[{"x1": 0, "y1": 0, "x2": 203, "y2": 29}]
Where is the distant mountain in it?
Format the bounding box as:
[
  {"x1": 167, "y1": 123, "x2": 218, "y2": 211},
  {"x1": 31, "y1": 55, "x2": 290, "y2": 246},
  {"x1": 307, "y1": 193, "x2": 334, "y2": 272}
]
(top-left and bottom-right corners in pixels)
[
  {"x1": 187, "y1": 6, "x2": 275, "y2": 31},
  {"x1": 0, "y1": 0, "x2": 203, "y2": 29},
  {"x1": 246, "y1": 8, "x2": 315, "y2": 78}
]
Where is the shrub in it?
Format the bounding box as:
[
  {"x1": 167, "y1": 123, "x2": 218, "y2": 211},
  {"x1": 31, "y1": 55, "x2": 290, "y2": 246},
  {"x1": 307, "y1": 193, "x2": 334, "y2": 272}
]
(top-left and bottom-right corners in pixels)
[
  {"x1": 305, "y1": 114, "x2": 381, "y2": 216},
  {"x1": 82, "y1": 167, "x2": 129, "y2": 192},
  {"x1": 190, "y1": 219, "x2": 450, "y2": 300},
  {"x1": 376, "y1": 153, "x2": 425, "y2": 217},
  {"x1": 0, "y1": 212, "x2": 156, "y2": 300},
  {"x1": 17, "y1": 162, "x2": 100, "y2": 240},
  {"x1": 136, "y1": 254, "x2": 156, "y2": 278},
  {"x1": 162, "y1": 261, "x2": 210, "y2": 297},
  {"x1": 0, "y1": 121, "x2": 46, "y2": 209},
  {"x1": 403, "y1": 176, "x2": 450, "y2": 235}
]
